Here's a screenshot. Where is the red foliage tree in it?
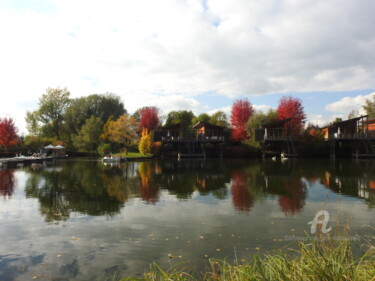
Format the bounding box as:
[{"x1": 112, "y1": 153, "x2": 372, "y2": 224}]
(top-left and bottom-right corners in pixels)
[
  {"x1": 140, "y1": 107, "x2": 160, "y2": 131},
  {"x1": 276, "y1": 96, "x2": 306, "y2": 135},
  {"x1": 230, "y1": 98, "x2": 254, "y2": 141},
  {"x1": 0, "y1": 117, "x2": 18, "y2": 151}
]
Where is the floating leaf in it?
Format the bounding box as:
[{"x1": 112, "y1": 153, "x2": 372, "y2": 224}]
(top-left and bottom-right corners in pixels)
[
  {"x1": 255, "y1": 247, "x2": 260, "y2": 250},
  {"x1": 168, "y1": 254, "x2": 173, "y2": 259},
  {"x1": 216, "y1": 248, "x2": 221, "y2": 252},
  {"x1": 199, "y1": 235, "x2": 204, "y2": 239},
  {"x1": 56, "y1": 254, "x2": 62, "y2": 257},
  {"x1": 204, "y1": 254, "x2": 209, "y2": 258}
]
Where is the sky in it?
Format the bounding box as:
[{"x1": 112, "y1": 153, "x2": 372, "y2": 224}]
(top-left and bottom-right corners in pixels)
[{"x1": 0, "y1": 0, "x2": 374, "y2": 134}]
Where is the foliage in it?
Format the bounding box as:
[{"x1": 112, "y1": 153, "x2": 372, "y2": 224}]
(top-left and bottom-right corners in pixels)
[
  {"x1": 64, "y1": 93, "x2": 125, "y2": 136},
  {"x1": 165, "y1": 110, "x2": 195, "y2": 127},
  {"x1": 73, "y1": 116, "x2": 103, "y2": 152},
  {"x1": 363, "y1": 94, "x2": 375, "y2": 118},
  {"x1": 121, "y1": 238, "x2": 375, "y2": 281},
  {"x1": 165, "y1": 110, "x2": 196, "y2": 138},
  {"x1": 277, "y1": 96, "x2": 306, "y2": 135},
  {"x1": 246, "y1": 109, "x2": 278, "y2": 146},
  {"x1": 210, "y1": 111, "x2": 229, "y2": 127},
  {"x1": 98, "y1": 143, "x2": 112, "y2": 155},
  {"x1": 25, "y1": 87, "x2": 71, "y2": 139},
  {"x1": 139, "y1": 129, "x2": 152, "y2": 155},
  {"x1": 0, "y1": 117, "x2": 18, "y2": 151},
  {"x1": 23, "y1": 136, "x2": 57, "y2": 152},
  {"x1": 230, "y1": 98, "x2": 254, "y2": 141},
  {"x1": 104, "y1": 115, "x2": 139, "y2": 148},
  {"x1": 139, "y1": 107, "x2": 160, "y2": 131},
  {"x1": 192, "y1": 113, "x2": 210, "y2": 125}
]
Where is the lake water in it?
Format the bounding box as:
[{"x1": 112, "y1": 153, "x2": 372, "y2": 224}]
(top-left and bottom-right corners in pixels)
[{"x1": 0, "y1": 158, "x2": 374, "y2": 280}]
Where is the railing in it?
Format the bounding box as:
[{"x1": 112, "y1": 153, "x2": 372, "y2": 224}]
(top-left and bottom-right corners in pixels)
[{"x1": 329, "y1": 131, "x2": 375, "y2": 140}]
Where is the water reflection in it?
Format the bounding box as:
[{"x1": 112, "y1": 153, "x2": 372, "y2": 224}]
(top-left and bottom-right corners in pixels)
[
  {"x1": 0, "y1": 169, "x2": 15, "y2": 198},
  {"x1": 21, "y1": 158, "x2": 375, "y2": 223},
  {"x1": 319, "y1": 160, "x2": 375, "y2": 208}
]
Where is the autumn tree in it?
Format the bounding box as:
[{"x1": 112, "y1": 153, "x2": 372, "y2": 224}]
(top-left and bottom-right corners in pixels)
[
  {"x1": 139, "y1": 107, "x2": 160, "y2": 131},
  {"x1": 276, "y1": 96, "x2": 306, "y2": 135},
  {"x1": 102, "y1": 114, "x2": 139, "y2": 150},
  {"x1": 230, "y1": 98, "x2": 254, "y2": 141},
  {"x1": 0, "y1": 117, "x2": 18, "y2": 152},
  {"x1": 363, "y1": 94, "x2": 375, "y2": 117},
  {"x1": 138, "y1": 128, "x2": 152, "y2": 155},
  {"x1": 26, "y1": 87, "x2": 71, "y2": 139}
]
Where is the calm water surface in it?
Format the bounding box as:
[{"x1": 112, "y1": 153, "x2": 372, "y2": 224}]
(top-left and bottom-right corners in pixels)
[{"x1": 0, "y1": 158, "x2": 374, "y2": 280}]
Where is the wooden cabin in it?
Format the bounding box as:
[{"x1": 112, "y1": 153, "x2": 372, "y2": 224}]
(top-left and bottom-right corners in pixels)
[
  {"x1": 255, "y1": 118, "x2": 293, "y2": 141},
  {"x1": 255, "y1": 118, "x2": 297, "y2": 157},
  {"x1": 192, "y1": 121, "x2": 227, "y2": 142},
  {"x1": 325, "y1": 115, "x2": 375, "y2": 158}
]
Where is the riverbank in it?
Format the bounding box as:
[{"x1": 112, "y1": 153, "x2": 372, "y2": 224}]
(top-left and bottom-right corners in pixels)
[{"x1": 120, "y1": 237, "x2": 374, "y2": 281}]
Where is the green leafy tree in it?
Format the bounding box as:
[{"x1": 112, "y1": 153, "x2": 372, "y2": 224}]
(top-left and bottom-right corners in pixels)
[
  {"x1": 73, "y1": 116, "x2": 103, "y2": 152},
  {"x1": 363, "y1": 95, "x2": 375, "y2": 117},
  {"x1": 246, "y1": 109, "x2": 277, "y2": 146},
  {"x1": 26, "y1": 87, "x2": 71, "y2": 139},
  {"x1": 165, "y1": 110, "x2": 195, "y2": 138},
  {"x1": 63, "y1": 93, "x2": 126, "y2": 141},
  {"x1": 210, "y1": 111, "x2": 229, "y2": 127},
  {"x1": 192, "y1": 113, "x2": 210, "y2": 125}
]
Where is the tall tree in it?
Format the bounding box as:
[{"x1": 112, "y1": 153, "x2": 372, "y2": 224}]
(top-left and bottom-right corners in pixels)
[
  {"x1": 0, "y1": 117, "x2": 18, "y2": 151},
  {"x1": 104, "y1": 115, "x2": 139, "y2": 149},
  {"x1": 192, "y1": 113, "x2": 210, "y2": 125},
  {"x1": 139, "y1": 107, "x2": 160, "y2": 131},
  {"x1": 165, "y1": 110, "x2": 195, "y2": 127},
  {"x1": 363, "y1": 94, "x2": 375, "y2": 118},
  {"x1": 210, "y1": 111, "x2": 229, "y2": 127},
  {"x1": 26, "y1": 87, "x2": 71, "y2": 139},
  {"x1": 73, "y1": 116, "x2": 103, "y2": 152},
  {"x1": 230, "y1": 98, "x2": 254, "y2": 141},
  {"x1": 64, "y1": 93, "x2": 126, "y2": 137},
  {"x1": 276, "y1": 96, "x2": 306, "y2": 135}
]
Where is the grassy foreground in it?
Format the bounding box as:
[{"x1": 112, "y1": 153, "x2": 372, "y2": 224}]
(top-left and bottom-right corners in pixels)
[
  {"x1": 113, "y1": 152, "x2": 153, "y2": 158},
  {"x1": 120, "y1": 238, "x2": 375, "y2": 281}
]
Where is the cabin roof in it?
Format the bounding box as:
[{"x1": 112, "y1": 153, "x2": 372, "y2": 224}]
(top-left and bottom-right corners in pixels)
[
  {"x1": 262, "y1": 118, "x2": 293, "y2": 129},
  {"x1": 192, "y1": 121, "x2": 225, "y2": 130},
  {"x1": 329, "y1": 115, "x2": 368, "y2": 127}
]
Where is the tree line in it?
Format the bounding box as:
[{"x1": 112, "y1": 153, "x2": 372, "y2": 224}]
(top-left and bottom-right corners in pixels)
[{"x1": 1, "y1": 87, "x2": 375, "y2": 154}]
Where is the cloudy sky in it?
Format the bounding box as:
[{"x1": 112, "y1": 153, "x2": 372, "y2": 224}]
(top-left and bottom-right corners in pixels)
[{"x1": 0, "y1": 0, "x2": 374, "y2": 134}]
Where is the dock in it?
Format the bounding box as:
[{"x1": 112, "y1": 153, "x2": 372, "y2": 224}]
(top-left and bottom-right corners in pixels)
[{"x1": 0, "y1": 156, "x2": 56, "y2": 168}]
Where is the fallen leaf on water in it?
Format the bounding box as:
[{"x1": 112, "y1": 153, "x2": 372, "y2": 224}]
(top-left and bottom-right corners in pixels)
[
  {"x1": 178, "y1": 255, "x2": 183, "y2": 258},
  {"x1": 291, "y1": 229, "x2": 295, "y2": 232},
  {"x1": 204, "y1": 254, "x2": 208, "y2": 258},
  {"x1": 165, "y1": 238, "x2": 169, "y2": 241},
  {"x1": 187, "y1": 240, "x2": 191, "y2": 243},
  {"x1": 241, "y1": 259, "x2": 246, "y2": 262},
  {"x1": 255, "y1": 247, "x2": 260, "y2": 250},
  {"x1": 199, "y1": 235, "x2": 204, "y2": 239},
  {"x1": 56, "y1": 254, "x2": 62, "y2": 257},
  {"x1": 72, "y1": 236, "x2": 80, "y2": 241},
  {"x1": 168, "y1": 254, "x2": 173, "y2": 259},
  {"x1": 39, "y1": 264, "x2": 46, "y2": 268},
  {"x1": 216, "y1": 248, "x2": 221, "y2": 252}
]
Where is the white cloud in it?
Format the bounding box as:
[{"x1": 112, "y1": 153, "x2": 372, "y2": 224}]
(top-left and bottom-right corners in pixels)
[
  {"x1": 325, "y1": 93, "x2": 374, "y2": 115},
  {"x1": 0, "y1": 0, "x2": 374, "y2": 133}
]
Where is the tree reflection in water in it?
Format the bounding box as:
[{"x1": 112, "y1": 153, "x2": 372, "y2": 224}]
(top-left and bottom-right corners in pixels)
[
  {"x1": 0, "y1": 169, "x2": 15, "y2": 198},
  {"x1": 230, "y1": 171, "x2": 254, "y2": 212},
  {"x1": 138, "y1": 161, "x2": 159, "y2": 204}
]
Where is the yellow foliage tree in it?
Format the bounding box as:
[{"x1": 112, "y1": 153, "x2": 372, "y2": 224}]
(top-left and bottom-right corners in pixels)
[{"x1": 138, "y1": 128, "x2": 152, "y2": 155}]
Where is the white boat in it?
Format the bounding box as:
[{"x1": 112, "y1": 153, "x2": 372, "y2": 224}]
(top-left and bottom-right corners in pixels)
[{"x1": 102, "y1": 156, "x2": 121, "y2": 163}]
